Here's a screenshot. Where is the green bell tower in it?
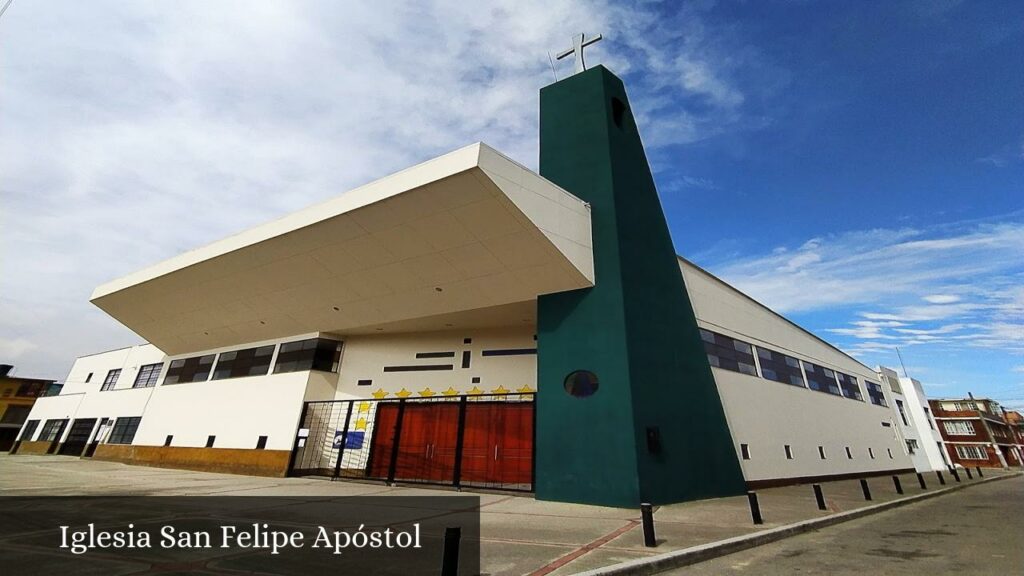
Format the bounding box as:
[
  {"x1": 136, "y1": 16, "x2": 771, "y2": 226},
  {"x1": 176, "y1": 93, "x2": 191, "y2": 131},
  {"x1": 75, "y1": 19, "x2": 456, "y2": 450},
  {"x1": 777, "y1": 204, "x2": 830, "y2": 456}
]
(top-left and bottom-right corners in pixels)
[{"x1": 534, "y1": 64, "x2": 746, "y2": 507}]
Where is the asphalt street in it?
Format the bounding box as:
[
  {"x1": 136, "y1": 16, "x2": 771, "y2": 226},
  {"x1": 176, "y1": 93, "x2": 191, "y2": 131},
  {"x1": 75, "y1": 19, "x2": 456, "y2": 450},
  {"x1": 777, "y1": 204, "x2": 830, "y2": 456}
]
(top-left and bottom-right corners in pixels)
[{"x1": 668, "y1": 475, "x2": 1023, "y2": 575}]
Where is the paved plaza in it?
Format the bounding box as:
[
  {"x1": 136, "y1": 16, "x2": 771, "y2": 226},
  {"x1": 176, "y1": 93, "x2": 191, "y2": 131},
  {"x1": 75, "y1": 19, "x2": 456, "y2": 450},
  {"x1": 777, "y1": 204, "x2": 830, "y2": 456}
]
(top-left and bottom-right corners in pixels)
[{"x1": 0, "y1": 454, "x2": 1017, "y2": 575}]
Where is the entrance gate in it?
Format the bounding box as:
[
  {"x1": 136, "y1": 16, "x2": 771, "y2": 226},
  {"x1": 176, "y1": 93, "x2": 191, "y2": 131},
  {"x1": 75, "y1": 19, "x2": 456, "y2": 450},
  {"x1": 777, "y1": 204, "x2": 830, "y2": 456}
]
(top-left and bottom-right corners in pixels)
[{"x1": 289, "y1": 393, "x2": 534, "y2": 492}]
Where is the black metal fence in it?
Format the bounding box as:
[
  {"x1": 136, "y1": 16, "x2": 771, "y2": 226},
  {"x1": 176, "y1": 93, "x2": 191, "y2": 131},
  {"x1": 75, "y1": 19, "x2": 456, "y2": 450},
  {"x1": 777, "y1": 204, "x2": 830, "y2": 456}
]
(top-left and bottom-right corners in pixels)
[{"x1": 289, "y1": 393, "x2": 535, "y2": 492}]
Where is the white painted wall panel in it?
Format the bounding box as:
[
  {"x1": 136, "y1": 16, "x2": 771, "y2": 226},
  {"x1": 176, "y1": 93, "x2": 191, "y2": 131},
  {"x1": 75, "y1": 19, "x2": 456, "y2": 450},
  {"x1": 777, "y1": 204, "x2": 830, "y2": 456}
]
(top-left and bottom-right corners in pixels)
[{"x1": 680, "y1": 259, "x2": 914, "y2": 481}]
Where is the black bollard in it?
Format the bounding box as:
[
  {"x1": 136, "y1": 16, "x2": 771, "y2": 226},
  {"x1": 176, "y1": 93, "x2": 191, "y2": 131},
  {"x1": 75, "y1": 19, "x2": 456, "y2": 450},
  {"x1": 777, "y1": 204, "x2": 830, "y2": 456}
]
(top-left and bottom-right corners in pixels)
[
  {"x1": 812, "y1": 484, "x2": 827, "y2": 511},
  {"x1": 937, "y1": 470, "x2": 946, "y2": 485},
  {"x1": 640, "y1": 503, "x2": 657, "y2": 548},
  {"x1": 951, "y1": 467, "x2": 961, "y2": 483},
  {"x1": 892, "y1": 475, "x2": 904, "y2": 495},
  {"x1": 917, "y1": 472, "x2": 927, "y2": 490},
  {"x1": 747, "y1": 491, "x2": 764, "y2": 525},
  {"x1": 440, "y1": 527, "x2": 460, "y2": 576},
  {"x1": 976, "y1": 466, "x2": 983, "y2": 478},
  {"x1": 860, "y1": 478, "x2": 872, "y2": 501},
  {"x1": 965, "y1": 467, "x2": 973, "y2": 479}
]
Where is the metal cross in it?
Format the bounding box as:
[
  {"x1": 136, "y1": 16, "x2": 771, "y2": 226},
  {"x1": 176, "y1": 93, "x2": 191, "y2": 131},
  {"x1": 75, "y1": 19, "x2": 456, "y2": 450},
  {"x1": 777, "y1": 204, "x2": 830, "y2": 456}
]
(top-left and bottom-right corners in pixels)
[{"x1": 556, "y1": 33, "x2": 603, "y2": 75}]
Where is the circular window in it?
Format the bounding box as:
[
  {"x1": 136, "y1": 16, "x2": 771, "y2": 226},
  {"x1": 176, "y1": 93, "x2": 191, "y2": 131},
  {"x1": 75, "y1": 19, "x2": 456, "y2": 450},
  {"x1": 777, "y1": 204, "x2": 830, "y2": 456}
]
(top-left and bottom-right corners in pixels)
[{"x1": 564, "y1": 370, "x2": 599, "y2": 398}]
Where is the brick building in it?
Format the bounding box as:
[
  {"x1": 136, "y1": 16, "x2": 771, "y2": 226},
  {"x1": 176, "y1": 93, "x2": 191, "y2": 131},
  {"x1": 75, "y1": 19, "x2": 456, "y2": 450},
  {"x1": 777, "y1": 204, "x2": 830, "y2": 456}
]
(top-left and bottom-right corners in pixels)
[{"x1": 929, "y1": 396, "x2": 1023, "y2": 469}]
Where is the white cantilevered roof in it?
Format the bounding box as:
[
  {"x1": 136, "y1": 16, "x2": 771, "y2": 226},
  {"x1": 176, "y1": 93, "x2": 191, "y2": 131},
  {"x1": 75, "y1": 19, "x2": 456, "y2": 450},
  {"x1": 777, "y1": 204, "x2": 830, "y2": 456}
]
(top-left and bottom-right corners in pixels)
[{"x1": 91, "y1": 143, "x2": 594, "y2": 355}]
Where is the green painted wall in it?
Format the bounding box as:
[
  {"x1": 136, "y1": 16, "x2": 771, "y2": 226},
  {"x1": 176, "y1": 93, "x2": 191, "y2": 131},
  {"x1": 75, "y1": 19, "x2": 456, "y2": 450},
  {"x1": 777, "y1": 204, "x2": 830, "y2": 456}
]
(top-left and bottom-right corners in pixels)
[{"x1": 535, "y1": 66, "x2": 746, "y2": 507}]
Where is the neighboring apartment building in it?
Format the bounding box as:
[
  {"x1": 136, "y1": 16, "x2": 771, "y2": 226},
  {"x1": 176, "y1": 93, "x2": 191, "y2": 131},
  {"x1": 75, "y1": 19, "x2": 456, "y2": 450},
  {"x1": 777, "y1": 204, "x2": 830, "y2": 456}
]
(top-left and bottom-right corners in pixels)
[
  {"x1": 930, "y1": 396, "x2": 1023, "y2": 469},
  {"x1": 0, "y1": 364, "x2": 60, "y2": 451},
  {"x1": 876, "y1": 366, "x2": 948, "y2": 472},
  {"x1": 1003, "y1": 410, "x2": 1024, "y2": 463}
]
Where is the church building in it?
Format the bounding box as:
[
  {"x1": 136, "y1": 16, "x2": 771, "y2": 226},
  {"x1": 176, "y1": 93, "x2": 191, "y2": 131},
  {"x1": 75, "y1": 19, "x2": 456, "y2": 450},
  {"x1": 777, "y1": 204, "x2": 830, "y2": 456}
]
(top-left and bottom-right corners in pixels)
[{"x1": 13, "y1": 62, "x2": 914, "y2": 507}]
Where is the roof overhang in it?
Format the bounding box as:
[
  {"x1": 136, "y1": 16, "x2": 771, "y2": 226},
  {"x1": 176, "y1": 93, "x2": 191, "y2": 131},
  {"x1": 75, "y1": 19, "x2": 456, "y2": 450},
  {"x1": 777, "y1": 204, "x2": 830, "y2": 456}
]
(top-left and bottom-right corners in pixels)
[{"x1": 91, "y1": 143, "x2": 594, "y2": 355}]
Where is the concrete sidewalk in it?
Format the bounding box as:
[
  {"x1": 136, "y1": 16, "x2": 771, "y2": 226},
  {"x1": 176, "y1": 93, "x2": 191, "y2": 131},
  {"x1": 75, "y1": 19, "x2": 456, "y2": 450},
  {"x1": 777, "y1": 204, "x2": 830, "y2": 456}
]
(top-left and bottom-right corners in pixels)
[{"x1": 0, "y1": 454, "x2": 1017, "y2": 575}]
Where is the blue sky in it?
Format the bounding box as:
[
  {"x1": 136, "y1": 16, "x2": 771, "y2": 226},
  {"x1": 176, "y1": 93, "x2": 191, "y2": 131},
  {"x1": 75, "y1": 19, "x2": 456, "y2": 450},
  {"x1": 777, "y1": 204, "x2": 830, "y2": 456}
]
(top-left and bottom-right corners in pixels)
[{"x1": 1, "y1": 1, "x2": 1021, "y2": 407}]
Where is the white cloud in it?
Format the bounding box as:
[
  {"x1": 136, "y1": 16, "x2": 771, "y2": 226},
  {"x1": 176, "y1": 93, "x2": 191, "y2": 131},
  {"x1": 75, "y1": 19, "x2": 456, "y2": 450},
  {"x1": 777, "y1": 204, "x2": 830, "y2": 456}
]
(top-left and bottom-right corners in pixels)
[
  {"x1": 1, "y1": 1, "x2": 773, "y2": 379},
  {"x1": 923, "y1": 294, "x2": 961, "y2": 304},
  {"x1": 702, "y1": 219, "x2": 1024, "y2": 358}
]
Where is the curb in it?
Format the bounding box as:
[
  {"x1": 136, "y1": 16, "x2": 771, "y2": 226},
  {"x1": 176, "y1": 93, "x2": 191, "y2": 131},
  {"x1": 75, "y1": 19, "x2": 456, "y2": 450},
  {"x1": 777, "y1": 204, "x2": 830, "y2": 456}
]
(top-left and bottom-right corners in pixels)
[{"x1": 571, "y1": 472, "x2": 1021, "y2": 576}]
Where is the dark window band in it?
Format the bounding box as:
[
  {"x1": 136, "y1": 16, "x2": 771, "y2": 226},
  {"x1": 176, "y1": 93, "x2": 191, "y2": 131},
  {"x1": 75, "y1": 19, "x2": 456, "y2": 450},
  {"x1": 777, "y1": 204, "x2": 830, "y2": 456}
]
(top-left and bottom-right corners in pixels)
[
  {"x1": 481, "y1": 348, "x2": 538, "y2": 357},
  {"x1": 382, "y1": 365, "x2": 454, "y2": 372},
  {"x1": 415, "y1": 351, "x2": 456, "y2": 359}
]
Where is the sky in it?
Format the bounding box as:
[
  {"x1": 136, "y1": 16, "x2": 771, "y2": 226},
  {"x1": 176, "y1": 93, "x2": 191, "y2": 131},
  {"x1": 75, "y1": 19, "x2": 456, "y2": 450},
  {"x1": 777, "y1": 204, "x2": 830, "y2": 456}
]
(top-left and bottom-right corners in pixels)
[{"x1": 1, "y1": 1, "x2": 1021, "y2": 407}]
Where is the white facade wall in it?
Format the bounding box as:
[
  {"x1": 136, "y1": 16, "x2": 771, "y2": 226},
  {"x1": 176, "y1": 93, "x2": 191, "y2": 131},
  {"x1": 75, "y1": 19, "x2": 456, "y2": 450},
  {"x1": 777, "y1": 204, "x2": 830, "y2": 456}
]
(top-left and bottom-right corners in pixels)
[
  {"x1": 334, "y1": 327, "x2": 536, "y2": 400},
  {"x1": 22, "y1": 327, "x2": 537, "y2": 453},
  {"x1": 680, "y1": 260, "x2": 913, "y2": 483},
  {"x1": 899, "y1": 375, "x2": 949, "y2": 470},
  {"x1": 876, "y1": 367, "x2": 947, "y2": 472},
  {"x1": 22, "y1": 344, "x2": 165, "y2": 443}
]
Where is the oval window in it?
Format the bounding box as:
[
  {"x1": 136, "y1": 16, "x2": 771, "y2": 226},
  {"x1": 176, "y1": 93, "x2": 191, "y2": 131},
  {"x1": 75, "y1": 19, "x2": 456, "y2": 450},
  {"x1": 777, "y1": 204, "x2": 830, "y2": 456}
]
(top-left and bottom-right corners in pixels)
[{"x1": 564, "y1": 370, "x2": 599, "y2": 398}]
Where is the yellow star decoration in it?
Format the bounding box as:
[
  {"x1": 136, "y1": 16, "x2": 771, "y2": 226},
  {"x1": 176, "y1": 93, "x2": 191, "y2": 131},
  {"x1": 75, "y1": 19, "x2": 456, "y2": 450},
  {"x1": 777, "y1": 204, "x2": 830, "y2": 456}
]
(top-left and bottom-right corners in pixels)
[
  {"x1": 418, "y1": 387, "x2": 436, "y2": 397},
  {"x1": 467, "y1": 386, "x2": 484, "y2": 395},
  {"x1": 395, "y1": 388, "x2": 412, "y2": 398},
  {"x1": 358, "y1": 402, "x2": 371, "y2": 413},
  {"x1": 491, "y1": 385, "x2": 509, "y2": 395},
  {"x1": 371, "y1": 389, "x2": 388, "y2": 399},
  {"x1": 441, "y1": 386, "x2": 459, "y2": 396},
  {"x1": 516, "y1": 385, "x2": 535, "y2": 394},
  {"x1": 354, "y1": 417, "x2": 367, "y2": 431}
]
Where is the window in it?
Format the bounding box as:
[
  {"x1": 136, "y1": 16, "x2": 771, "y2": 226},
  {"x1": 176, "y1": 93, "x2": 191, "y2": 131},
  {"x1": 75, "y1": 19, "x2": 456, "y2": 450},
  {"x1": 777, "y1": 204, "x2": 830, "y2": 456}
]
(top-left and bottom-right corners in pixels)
[
  {"x1": 16, "y1": 381, "x2": 48, "y2": 397},
  {"x1": 865, "y1": 380, "x2": 887, "y2": 407},
  {"x1": 924, "y1": 407, "x2": 935, "y2": 429},
  {"x1": 836, "y1": 372, "x2": 863, "y2": 401},
  {"x1": 213, "y1": 346, "x2": 275, "y2": 380},
  {"x1": 38, "y1": 419, "x2": 67, "y2": 442},
  {"x1": 818, "y1": 446, "x2": 827, "y2": 460},
  {"x1": 206, "y1": 435, "x2": 216, "y2": 448},
  {"x1": 896, "y1": 399, "x2": 909, "y2": 426},
  {"x1": 955, "y1": 445, "x2": 987, "y2": 460},
  {"x1": 564, "y1": 371, "x2": 599, "y2": 398},
  {"x1": 802, "y1": 362, "x2": 841, "y2": 396},
  {"x1": 906, "y1": 439, "x2": 919, "y2": 453},
  {"x1": 0, "y1": 405, "x2": 30, "y2": 425},
  {"x1": 85, "y1": 372, "x2": 93, "y2": 383},
  {"x1": 845, "y1": 446, "x2": 853, "y2": 459},
  {"x1": 108, "y1": 417, "x2": 142, "y2": 444},
  {"x1": 164, "y1": 355, "x2": 216, "y2": 384},
  {"x1": 943, "y1": 421, "x2": 976, "y2": 436},
  {"x1": 740, "y1": 444, "x2": 751, "y2": 460},
  {"x1": 868, "y1": 447, "x2": 875, "y2": 459},
  {"x1": 256, "y1": 436, "x2": 268, "y2": 450},
  {"x1": 883, "y1": 373, "x2": 902, "y2": 394},
  {"x1": 273, "y1": 338, "x2": 343, "y2": 374},
  {"x1": 700, "y1": 329, "x2": 756, "y2": 376},
  {"x1": 100, "y1": 369, "x2": 121, "y2": 391},
  {"x1": 888, "y1": 448, "x2": 893, "y2": 459},
  {"x1": 784, "y1": 445, "x2": 793, "y2": 460},
  {"x1": 755, "y1": 347, "x2": 805, "y2": 387},
  {"x1": 133, "y1": 364, "x2": 163, "y2": 388},
  {"x1": 20, "y1": 419, "x2": 40, "y2": 441},
  {"x1": 164, "y1": 435, "x2": 173, "y2": 447},
  {"x1": 953, "y1": 401, "x2": 978, "y2": 411}
]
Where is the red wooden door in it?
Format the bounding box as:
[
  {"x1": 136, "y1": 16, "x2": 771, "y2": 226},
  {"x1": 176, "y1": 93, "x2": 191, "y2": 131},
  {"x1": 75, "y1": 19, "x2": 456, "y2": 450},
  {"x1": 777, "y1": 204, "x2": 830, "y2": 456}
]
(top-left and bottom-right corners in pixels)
[
  {"x1": 425, "y1": 404, "x2": 460, "y2": 482},
  {"x1": 495, "y1": 403, "x2": 533, "y2": 485},
  {"x1": 461, "y1": 403, "x2": 499, "y2": 483},
  {"x1": 461, "y1": 402, "x2": 533, "y2": 486},
  {"x1": 368, "y1": 403, "x2": 399, "y2": 479},
  {"x1": 367, "y1": 401, "x2": 533, "y2": 486}
]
